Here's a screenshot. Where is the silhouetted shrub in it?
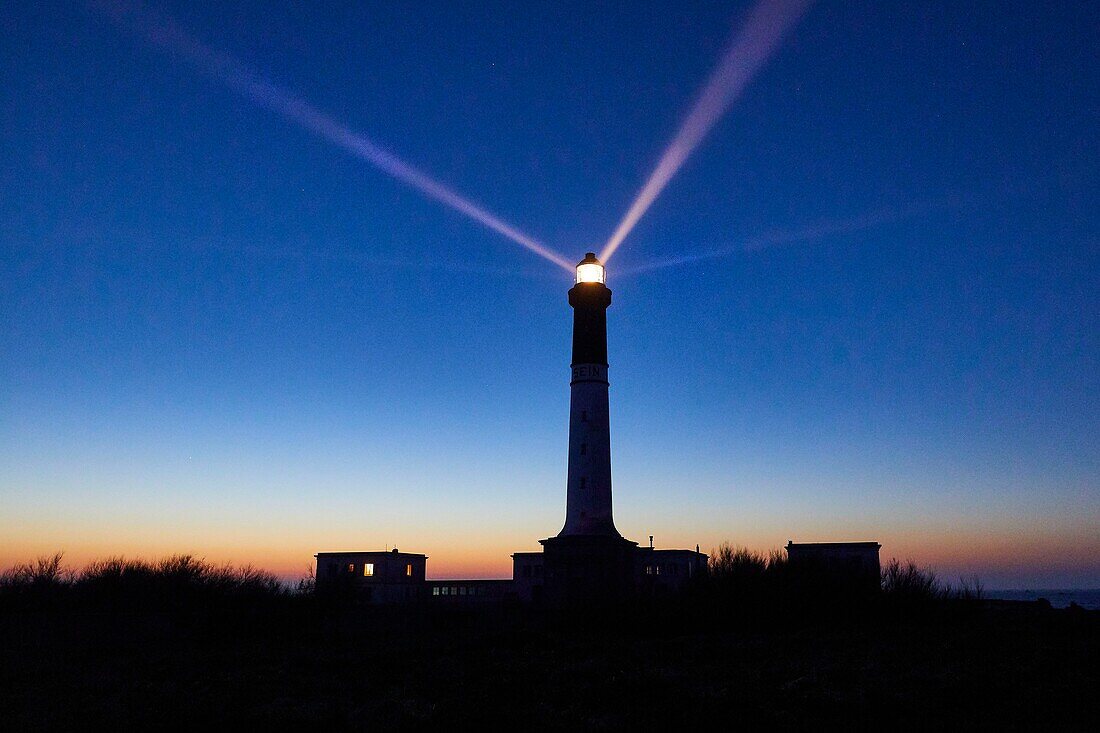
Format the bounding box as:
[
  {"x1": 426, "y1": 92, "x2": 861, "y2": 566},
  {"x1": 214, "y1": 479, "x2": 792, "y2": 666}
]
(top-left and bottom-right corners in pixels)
[
  {"x1": 295, "y1": 565, "x2": 316, "y2": 595},
  {"x1": 766, "y1": 547, "x2": 788, "y2": 572},
  {"x1": 881, "y1": 558, "x2": 945, "y2": 602},
  {"x1": 6, "y1": 552, "x2": 65, "y2": 583},
  {"x1": 709, "y1": 543, "x2": 770, "y2": 579},
  {"x1": 952, "y1": 575, "x2": 985, "y2": 602},
  {"x1": 696, "y1": 543, "x2": 802, "y2": 622},
  {"x1": 80, "y1": 556, "x2": 155, "y2": 598},
  {"x1": 1, "y1": 553, "x2": 288, "y2": 614},
  {"x1": 0, "y1": 553, "x2": 71, "y2": 601}
]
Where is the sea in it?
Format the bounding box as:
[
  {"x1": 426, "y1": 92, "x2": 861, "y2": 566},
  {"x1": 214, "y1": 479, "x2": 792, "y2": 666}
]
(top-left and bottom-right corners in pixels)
[{"x1": 985, "y1": 589, "x2": 1100, "y2": 610}]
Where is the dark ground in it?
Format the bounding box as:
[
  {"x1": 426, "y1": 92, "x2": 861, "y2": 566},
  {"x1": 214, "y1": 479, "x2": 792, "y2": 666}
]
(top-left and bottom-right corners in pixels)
[{"x1": 1, "y1": 598, "x2": 1097, "y2": 730}]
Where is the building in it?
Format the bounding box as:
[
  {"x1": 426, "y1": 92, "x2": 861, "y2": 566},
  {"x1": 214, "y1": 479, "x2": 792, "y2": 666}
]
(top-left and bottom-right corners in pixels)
[
  {"x1": 511, "y1": 552, "x2": 545, "y2": 603},
  {"x1": 314, "y1": 550, "x2": 426, "y2": 603},
  {"x1": 426, "y1": 579, "x2": 512, "y2": 603},
  {"x1": 786, "y1": 541, "x2": 882, "y2": 591},
  {"x1": 635, "y1": 546, "x2": 710, "y2": 598}
]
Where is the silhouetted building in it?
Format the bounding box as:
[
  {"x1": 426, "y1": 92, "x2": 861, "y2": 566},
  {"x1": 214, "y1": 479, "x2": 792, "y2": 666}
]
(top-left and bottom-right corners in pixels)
[
  {"x1": 786, "y1": 541, "x2": 881, "y2": 591},
  {"x1": 636, "y1": 547, "x2": 709, "y2": 598},
  {"x1": 314, "y1": 550, "x2": 425, "y2": 603},
  {"x1": 427, "y1": 579, "x2": 512, "y2": 602},
  {"x1": 511, "y1": 552, "x2": 545, "y2": 603}
]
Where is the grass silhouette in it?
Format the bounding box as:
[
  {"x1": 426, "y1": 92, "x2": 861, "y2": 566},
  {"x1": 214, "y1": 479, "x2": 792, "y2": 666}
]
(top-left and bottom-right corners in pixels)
[{"x1": 0, "y1": 548, "x2": 1093, "y2": 728}]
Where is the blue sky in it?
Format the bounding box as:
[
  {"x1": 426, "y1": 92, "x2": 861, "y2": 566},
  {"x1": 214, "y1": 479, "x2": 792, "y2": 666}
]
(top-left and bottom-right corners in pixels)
[{"x1": 2, "y1": 1, "x2": 1097, "y2": 586}]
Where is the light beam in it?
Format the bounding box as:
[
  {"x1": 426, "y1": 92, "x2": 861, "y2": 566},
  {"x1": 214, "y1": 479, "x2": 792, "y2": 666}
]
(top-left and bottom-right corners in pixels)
[
  {"x1": 95, "y1": 1, "x2": 574, "y2": 273},
  {"x1": 616, "y1": 202, "x2": 946, "y2": 276},
  {"x1": 599, "y1": 0, "x2": 815, "y2": 264}
]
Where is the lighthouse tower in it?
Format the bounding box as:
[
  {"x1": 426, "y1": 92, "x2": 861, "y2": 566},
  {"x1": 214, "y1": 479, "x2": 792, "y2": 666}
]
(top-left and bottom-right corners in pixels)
[
  {"x1": 540, "y1": 253, "x2": 637, "y2": 605},
  {"x1": 560, "y1": 253, "x2": 620, "y2": 537}
]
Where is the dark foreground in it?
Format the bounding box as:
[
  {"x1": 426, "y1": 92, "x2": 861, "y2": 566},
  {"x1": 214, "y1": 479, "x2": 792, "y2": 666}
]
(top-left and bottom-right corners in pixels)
[{"x1": 2, "y1": 598, "x2": 1098, "y2": 730}]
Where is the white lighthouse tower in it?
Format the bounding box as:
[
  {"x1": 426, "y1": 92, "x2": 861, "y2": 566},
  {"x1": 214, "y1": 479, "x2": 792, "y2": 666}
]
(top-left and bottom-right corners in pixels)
[
  {"x1": 540, "y1": 253, "x2": 637, "y2": 605},
  {"x1": 560, "y1": 253, "x2": 620, "y2": 537}
]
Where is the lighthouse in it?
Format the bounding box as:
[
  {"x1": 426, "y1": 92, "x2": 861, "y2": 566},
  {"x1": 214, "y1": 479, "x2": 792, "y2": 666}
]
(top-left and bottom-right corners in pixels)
[
  {"x1": 560, "y1": 253, "x2": 620, "y2": 537},
  {"x1": 540, "y1": 253, "x2": 638, "y2": 605},
  {"x1": 317, "y1": 252, "x2": 710, "y2": 607}
]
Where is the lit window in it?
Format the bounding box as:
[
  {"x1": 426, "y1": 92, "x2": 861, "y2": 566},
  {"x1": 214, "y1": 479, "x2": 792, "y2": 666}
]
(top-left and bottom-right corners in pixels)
[
  {"x1": 442, "y1": 586, "x2": 449, "y2": 595},
  {"x1": 363, "y1": 563, "x2": 374, "y2": 577},
  {"x1": 406, "y1": 563, "x2": 413, "y2": 577},
  {"x1": 451, "y1": 587, "x2": 458, "y2": 596},
  {"x1": 347, "y1": 563, "x2": 355, "y2": 573},
  {"x1": 433, "y1": 587, "x2": 440, "y2": 596}
]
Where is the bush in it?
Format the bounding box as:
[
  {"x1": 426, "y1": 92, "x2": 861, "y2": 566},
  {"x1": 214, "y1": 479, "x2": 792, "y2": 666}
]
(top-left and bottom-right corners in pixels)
[
  {"x1": 699, "y1": 544, "x2": 796, "y2": 620},
  {"x1": 1, "y1": 553, "x2": 288, "y2": 611},
  {"x1": 881, "y1": 558, "x2": 944, "y2": 601},
  {"x1": 953, "y1": 575, "x2": 985, "y2": 602},
  {"x1": 708, "y1": 543, "x2": 778, "y2": 580},
  {"x1": 295, "y1": 565, "x2": 316, "y2": 595},
  {"x1": 0, "y1": 553, "x2": 71, "y2": 594}
]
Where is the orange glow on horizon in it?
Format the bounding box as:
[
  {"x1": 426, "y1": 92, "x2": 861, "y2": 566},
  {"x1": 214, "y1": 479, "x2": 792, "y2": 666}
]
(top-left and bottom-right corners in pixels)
[{"x1": 3, "y1": 519, "x2": 1098, "y2": 588}]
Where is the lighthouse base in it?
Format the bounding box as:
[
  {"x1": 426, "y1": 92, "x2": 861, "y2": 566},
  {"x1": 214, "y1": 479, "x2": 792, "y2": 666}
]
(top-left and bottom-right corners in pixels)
[{"x1": 539, "y1": 534, "x2": 639, "y2": 608}]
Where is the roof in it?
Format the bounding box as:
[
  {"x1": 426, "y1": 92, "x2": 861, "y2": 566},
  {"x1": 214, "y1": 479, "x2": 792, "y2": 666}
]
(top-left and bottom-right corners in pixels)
[
  {"x1": 786, "y1": 541, "x2": 881, "y2": 549},
  {"x1": 315, "y1": 550, "x2": 427, "y2": 558}
]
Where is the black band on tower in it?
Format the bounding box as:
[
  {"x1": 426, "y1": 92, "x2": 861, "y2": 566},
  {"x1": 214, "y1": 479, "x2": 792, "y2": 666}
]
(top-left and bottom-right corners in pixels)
[{"x1": 568, "y1": 283, "x2": 611, "y2": 366}]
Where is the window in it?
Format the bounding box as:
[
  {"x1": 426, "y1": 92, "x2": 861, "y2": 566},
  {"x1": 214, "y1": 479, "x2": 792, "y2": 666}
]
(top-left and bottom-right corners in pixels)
[
  {"x1": 523, "y1": 565, "x2": 532, "y2": 578},
  {"x1": 460, "y1": 586, "x2": 467, "y2": 595},
  {"x1": 363, "y1": 563, "x2": 374, "y2": 577},
  {"x1": 347, "y1": 563, "x2": 355, "y2": 573},
  {"x1": 406, "y1": 563, "x2": 413, "y2": 577},
  {"x1": 433, "y1": 586, "x2": 440, "y2": 596},
  {"x1": 442, "y1": 586, "x2": 449, "y2": 596},
  {"x1": 580, "y1": 443, "x2": 587, "y2": 455}
]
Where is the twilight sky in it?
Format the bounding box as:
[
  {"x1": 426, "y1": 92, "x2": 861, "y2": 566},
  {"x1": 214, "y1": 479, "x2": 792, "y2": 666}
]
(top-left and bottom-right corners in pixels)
[{"x1": 2, "y1": 1, "x2": 1097, "y2": 587}]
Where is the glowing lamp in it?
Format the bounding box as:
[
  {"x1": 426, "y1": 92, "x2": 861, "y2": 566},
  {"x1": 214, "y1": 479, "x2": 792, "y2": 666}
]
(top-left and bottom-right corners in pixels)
[{"x1": 575, "y1": 252, "x2": 606, "y2": 284}]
